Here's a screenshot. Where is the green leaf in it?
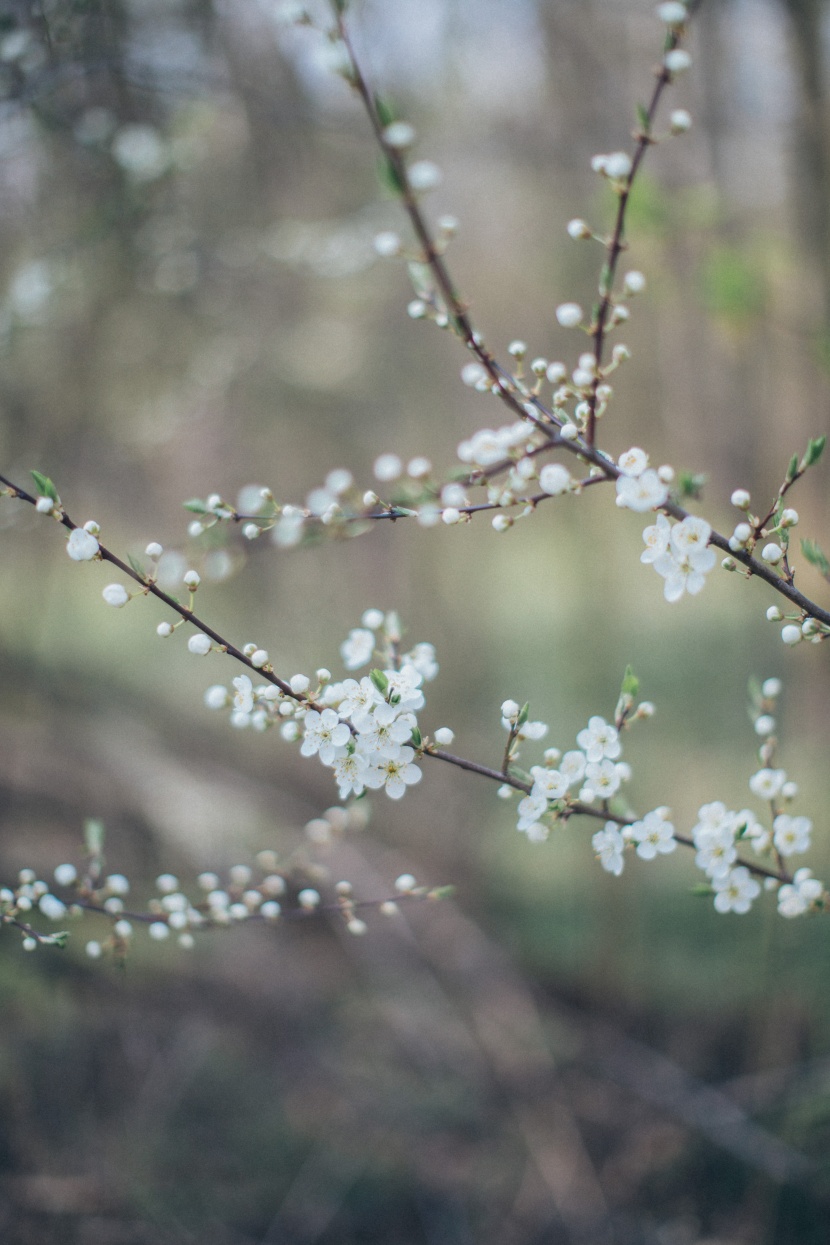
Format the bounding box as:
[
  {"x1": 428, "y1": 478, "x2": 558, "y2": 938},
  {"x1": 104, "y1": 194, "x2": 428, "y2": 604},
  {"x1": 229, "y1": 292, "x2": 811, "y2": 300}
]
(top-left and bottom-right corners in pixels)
[
  {"x1": 30, "y1": 469, "x2": 59, "y2": 502},
  {"x1": 373, "y1": 93, "x2": 397, "y2": 128},
  {"x1": 183, "y1": 498, "x2": 209, "y2": 514},
  {"x1": 786, "y1": 453, "x2": 799, "y2": 483},
  {"x1": 801, "y1": 538, "x2": 830, "y2": 578},
  {"x1": 377, "y1": 155, "x2": 404, "y2": 197},
  {"x1": 44, "y1": 931, "x2": 69, "y2": 948},
  {"x1": 427, "y1": 886, "x2": 455, "y2": 901},
  {"x1": 370, "y1": 668, "x2": 388, "y2": 694},
  {"x1": 127, "y1": 554, "x2": 146, "y2": 578},
  {"x1": 677, "y1": 471, "x2": 706, "y2": 500},
  {"x1": 84, "y1": 818, "x2": 105, "y2": 856},
  {"x1": 516, "y1": 702, "x2": 530, "y2": 729},
  {"x1": 636, "y1": 103, "x2": 650, "y2": 135},
  {"x1": 410, "y1": 726, "x2": 422, "y2": 748},
  {"x1": 804, "y1": 435, "x2": 826, "y2": 468},
  {"x1": 598, "y1": 263, "x2": 612, "y2": 298},
  {"x1": 621, "y1": 665, "x2": 639, "y2": 698},
  {"x1": 690, "y1": 883, "x2": 714, "y2": 897}
]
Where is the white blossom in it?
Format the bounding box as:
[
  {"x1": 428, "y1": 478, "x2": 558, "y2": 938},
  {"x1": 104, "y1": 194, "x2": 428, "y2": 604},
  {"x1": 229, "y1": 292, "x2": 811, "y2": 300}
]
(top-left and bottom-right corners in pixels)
[
  {"x1": 713, "y1": 867, "x2": 760, "y2": 915},
  {"x1": 66, "y1": 528, "x2": 99, "y2": 561},
  {"x1": 301, "y1": 708, "x2": 351, "y2": 765},
  {"x1": 773, "y1": 814, "x2": 812, "y2": 857},
  {"x1": 629, "y1": 809, "x2": 676, "y2": 859},
  {"x1": 592, "y1": 823, "x2": 625, "y2": 875},
  {"x1": 341, "y1": 628, "x2": 375, "y2": 670},
  {"x1": 615, "y1": 469, "x2": 668, "y2": 512},
  {"x1": 778, "y1": 869, "x2": 824, "y2": 918},
  {"x1": 577, "y1": 717, "x2": 621, "y2": 763},
  {"x1": 102, "y1": 583, "x2": 129, "y2": 607}
]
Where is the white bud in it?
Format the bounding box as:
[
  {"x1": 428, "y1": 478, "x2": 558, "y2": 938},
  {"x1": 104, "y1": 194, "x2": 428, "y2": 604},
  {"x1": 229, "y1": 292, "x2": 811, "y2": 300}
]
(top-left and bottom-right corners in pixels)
[
  {"x1": 374, "y1": 453, "x2": 402, "y2": 482},
  {"x1": 250, "y1": 649, "x2": 269, "y2": 668},
  {"x1": 407, "y1": 456, "x2": 432, "y2": 478},
  {"x1": 441, "y1": 507, "x2": 462, "y2": 525},
  {"x1": 290, "y1": 673, "x2": 310, "y2": 694},
  {"x1": 665, "y1": 48, "x2": 692, "y2": 73},
  {"x1": 567, "y1": 218, "x2": 592, "y2": 240},
  {"x1": 382, "y1": 121, "x2": 416, "y2": 149},
  {"x1": 156, "y1": 622, "x2": 174, "y2": 637},
  {"x1": 298, "y1": 888, "x2": 320, "y2": 908},
  {"x1": 408, "y1": 160, "x2": 441, "y2": 192},
  {"x1": 781, "y1": 624, "x2": 802, "y2": 646},
  {"x1": 501, "y1": 699, "x2": 520, "y2": 721},
  {"x1": 145, "y1": 541, "x2": 163, "y2": 558},
  {"x1": 187, "y1": 633, "x2": 212, "y2": 656},
  {"x1": 623, "y1": 271, "x2": 646, "y2": 295},
  {"x1": 670, "y1": 109, "x2": 692, "y2": 134},
  {"x1": 395, "y1": 874, "x2": 417, "y2": 893},
  {"x1": 762, "y1": 677, "x2": 782, "y2": 697},
  {"x1": 766, "y1": 606, "x2": 782, "y2": 622},
  {"x1": 657, "y1": 2, "x2": 688, "y2": 26},
  {"x1": 54, "y1": 863, "x2": 77, "y2": 887},
  {"x1": 555, "y1": 302, "x2": 583, "y2": 328},
  {"x1": 603, "y1": 151, "x2": 632, "y2": 180},
  {"x1": 781, "y1": 508, "x2": 799, "y2": 527},
  {"x1": 102, "y1": 583, "x2": 130, "y2": 608},
  {"x1": 546, "y1": 362, "x2": 567, "y2": 384},
  {"x1": 492, "y1": 513, "x2": 512, "y2": 532},
  {"x1": 433, "y1": 727, "x2": 455, "y2": 746},
  {"x1": 373, "y1": 231, "x2": 401, "y2": 258},
  {"x1": 149, "y1": 921, "x2": 170, "y2": 940},
  {"x1": 86, "y1": 940, "x2": 102, "y2": 959},
  {"x1": 36, "y1": 495, "x2": 55, "y2": 513},
  {"x1": 761, "y1": 543, "x2": 783, "y2": 565},
  {"x1": 183, "y1": 570, "x2": 201, "y2": 588},
  {"x1": 730, "y1": 489, "x2": 751, "y2": 509}
]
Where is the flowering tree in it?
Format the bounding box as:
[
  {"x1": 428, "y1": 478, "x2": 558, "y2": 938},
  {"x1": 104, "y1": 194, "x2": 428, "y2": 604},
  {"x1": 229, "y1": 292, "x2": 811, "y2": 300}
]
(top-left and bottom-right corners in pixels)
[{"x1": 2, "y1": 0, "x2": 828, "y2": 957}]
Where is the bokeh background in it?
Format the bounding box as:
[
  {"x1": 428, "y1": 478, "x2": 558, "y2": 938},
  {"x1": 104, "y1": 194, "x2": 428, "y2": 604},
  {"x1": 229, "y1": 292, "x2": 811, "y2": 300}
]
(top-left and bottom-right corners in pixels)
[{"x1": 1, "y1": 0, "x2": 830, "y2": 1241}]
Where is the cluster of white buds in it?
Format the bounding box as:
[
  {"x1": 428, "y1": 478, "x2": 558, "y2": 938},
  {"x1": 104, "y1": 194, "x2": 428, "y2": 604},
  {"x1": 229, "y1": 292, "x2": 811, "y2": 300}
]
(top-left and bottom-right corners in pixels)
[{"x1": 2, "y1": 811, "x2": 449, "y2": 955}]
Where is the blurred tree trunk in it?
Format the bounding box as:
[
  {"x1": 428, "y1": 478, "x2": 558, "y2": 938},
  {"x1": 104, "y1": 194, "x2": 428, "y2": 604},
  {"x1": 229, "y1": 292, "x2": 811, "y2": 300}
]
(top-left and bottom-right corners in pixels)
[{"x1": 780, "y1": 0, "x2": 830, "y2": 326}]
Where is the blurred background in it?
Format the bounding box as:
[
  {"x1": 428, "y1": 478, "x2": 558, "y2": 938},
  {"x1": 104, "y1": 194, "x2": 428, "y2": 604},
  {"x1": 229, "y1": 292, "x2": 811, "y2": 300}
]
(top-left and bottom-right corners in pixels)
[{"x1": 1, "y1": 0, "x2": 830, "y2": 1241}]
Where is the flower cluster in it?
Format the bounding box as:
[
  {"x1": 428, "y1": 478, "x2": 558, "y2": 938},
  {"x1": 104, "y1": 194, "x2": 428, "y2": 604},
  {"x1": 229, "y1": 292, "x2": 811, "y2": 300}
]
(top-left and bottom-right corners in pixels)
[
  {"x1": 585, "y1": 677, "x2": 826, "y2": 918},
  {"x1": 204, "y1": 611, "x2": 436, "y2": 804},
  {"x1": 502, "y1": 702, "x2": 641, "y2": 842},
  {"x1": 1, "y1": 810, "x2": 448, "y2": 954},
  {"x1": 641, "y1": 513, "x2": 716, "y2": 601}
]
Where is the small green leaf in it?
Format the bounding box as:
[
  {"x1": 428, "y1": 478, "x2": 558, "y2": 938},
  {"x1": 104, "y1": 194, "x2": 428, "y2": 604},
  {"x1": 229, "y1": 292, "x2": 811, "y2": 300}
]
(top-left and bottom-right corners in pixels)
[
  {"x1": 377, "y1": 155, "x2": 404, "y2": 197},
  {"x1": 804, "y1": 435, "x2": 826, "y2": 468},
  {"x1": 410, "y1": 726, "x2": 422, "y2": 748},
  {"x1": 636, "y1": 103, "x2": 650, "y2": 134},
  {"x1": 801, "y1": 538, "x2": 830, "y2": 578},
  {"x1": 677, "y1": 471, "x2": 706, "y2": 500},
  {"x1": 127, "y1": 554, "x2": 146, "y2": 578},
  {"x1": 373, "y1": 93, "x2": 397, "y2": 128},
  {"x1": 786, "y1": 453, "x2": 799, "y2": 483},
  {"x1": 516, "y1": 702, "x2": 530, "y2": 729},
  {"x1": 621, "y1": 665, "x2": 639, "y2": 698},
  {"x1": 598, "y1": 263, "x2": 612, "y2": 298},
  {"x1": 45, "y1": 931, "x2": 69, "y2": 948},
  {"x1": 690, "y1": 883, "x2": 714, "y2": 897},
  {"x1": 183, "y1": 498, "x2": 209, "y2": 514},
  {"x1": 370, "y1": 668, "x2": 388, "y2": 694},
  {"x1": 427, "y1": 885, "x2": 456, "y2": 901},
  {"x1": 84, "y1": 818, "x2": 105, "y2": 856},
  {"x1": 31, "y1": 470, "x2": 59, "y2": 503}
]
